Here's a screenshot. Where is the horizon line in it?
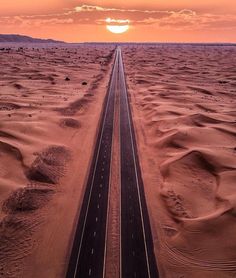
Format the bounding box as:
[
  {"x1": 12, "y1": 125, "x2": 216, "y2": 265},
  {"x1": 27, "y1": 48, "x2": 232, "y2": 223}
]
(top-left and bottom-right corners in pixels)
[{"x1": 0, "y1": 34, "x2": 235, "y2": 45}]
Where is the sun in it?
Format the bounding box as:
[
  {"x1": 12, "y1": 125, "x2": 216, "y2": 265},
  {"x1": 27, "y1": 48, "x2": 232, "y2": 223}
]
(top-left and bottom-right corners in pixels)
[
  {"x1": 106, "y1": 18, "x2": 130, "y2": 34},
  {"x1": 106, "y1": 25, "x2": 129, "y2": 34}
]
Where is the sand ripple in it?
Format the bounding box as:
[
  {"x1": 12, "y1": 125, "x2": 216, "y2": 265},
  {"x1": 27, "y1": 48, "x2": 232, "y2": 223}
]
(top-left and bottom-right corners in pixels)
[
  {"x1": 124, "y1": 45, "x2": 236, "y2": 277},
  {"x1": 0, "y1": 45, "x2": 115, "y2": 277}
]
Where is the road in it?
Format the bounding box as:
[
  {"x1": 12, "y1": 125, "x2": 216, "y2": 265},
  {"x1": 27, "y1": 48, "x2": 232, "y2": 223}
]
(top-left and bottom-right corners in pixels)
[
  {"x1": 66, "y1": 49, "x2": 118, "y2": 278},
  {"x1": 118, "y1": 48, "x2": 159, "y2": 278},
  {"x1": 66, "y1": 47, "x2": 158, "y2": 278}
]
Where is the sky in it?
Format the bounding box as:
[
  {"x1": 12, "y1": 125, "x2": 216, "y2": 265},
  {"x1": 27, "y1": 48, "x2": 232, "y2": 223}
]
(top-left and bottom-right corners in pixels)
[{"x1": 0, "y1": 0, "x2": 236, "y2": 42}]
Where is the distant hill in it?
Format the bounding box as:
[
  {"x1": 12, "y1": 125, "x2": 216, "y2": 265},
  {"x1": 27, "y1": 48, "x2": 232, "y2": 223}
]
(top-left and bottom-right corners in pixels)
[{"x1": 0, "y1": 34, "x2": 65, "y2": 43}]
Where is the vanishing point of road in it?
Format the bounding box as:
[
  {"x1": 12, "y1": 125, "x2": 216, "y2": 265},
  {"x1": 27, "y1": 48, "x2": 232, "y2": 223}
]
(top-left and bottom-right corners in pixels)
[{"x1": 66, "y1": 47, "x2": 159, "y2": 278}]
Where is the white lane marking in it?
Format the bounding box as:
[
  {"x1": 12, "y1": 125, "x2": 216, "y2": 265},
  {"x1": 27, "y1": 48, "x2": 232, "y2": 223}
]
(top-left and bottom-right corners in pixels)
[
  {"x1": 91, "y1": 248, "x2": 94, "y2": 255},
  {"x1": 118, "y1": 47, "x2": 123, "y2": 278},
  {"x1": 96, "y1": 217, "x2": 98, "y2": 222},
  {"x1": 97, "y1": 204, "x2": 100, "y2": 209},
  {"x1": 73, "y1": 49, "x2": 119, "y2": 278},
  {"x1": 99, "y1": 193, "x2": 101, "y2": 198},
  {"x1": 93, "y1": 231, "x2": 96, "y2": 237},
  {"x1": 119, "y1": 48, "x2": 151, "y2": 278},
  {"x1": 103, "y1": 49, "x2": 120, "y2": 278},
  {"x1": 89, "y1": 268, "x2": 92, "y2": 276}
]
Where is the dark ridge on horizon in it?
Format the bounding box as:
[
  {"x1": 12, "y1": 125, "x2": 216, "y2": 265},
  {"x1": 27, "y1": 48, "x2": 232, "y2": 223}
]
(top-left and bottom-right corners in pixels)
[
  {"x1": 0, "y1": 35, "x2": 235, "y2": 46},
  {"x1": 0, "y1": 34, "x2": 65, "y2": 43}
]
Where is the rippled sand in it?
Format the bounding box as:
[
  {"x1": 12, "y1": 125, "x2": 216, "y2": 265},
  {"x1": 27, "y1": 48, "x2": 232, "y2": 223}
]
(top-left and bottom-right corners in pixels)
[
  {"x1": 0, "y1": 44, "x2": 114, "y2": 277},
  {"x1": 124, "y1": 45, "x2": 236, "y2": 278}
]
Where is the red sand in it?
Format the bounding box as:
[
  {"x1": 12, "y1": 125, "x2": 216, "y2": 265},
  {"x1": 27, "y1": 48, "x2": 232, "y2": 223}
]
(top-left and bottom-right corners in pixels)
[
  {"x1": 0, "y1": 45, "x2": 114, "y2": 277},
  {"x1": 0, "y1": 44, "x2": 236, "y2": 278},
  {"x1": 123, "y1": 45, "x2": 236, "y2": 277}
]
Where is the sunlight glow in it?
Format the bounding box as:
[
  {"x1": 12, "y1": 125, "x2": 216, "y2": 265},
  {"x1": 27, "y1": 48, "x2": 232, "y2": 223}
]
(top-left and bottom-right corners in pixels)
[
  {"x1": 106, "y1": 25, "x2": 129, "y2": 34},
  {"x1": 106, "y1": 18, "x2": 130, "y2": 34}
]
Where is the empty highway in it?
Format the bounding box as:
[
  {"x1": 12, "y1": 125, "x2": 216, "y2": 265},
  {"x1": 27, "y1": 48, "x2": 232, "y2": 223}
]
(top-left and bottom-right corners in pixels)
[
  {"x1": 66, "y1": 47, "x2": 159, "y2": 278},
  {"x1": 118, "y1": 48, "x2": 159, "y2": 278}
]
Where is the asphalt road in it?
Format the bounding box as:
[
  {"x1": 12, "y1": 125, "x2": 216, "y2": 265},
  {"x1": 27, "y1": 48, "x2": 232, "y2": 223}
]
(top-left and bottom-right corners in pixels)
[
  {"x1": 118, "y1": 48, "x2": 159, "y2": 278},
  {"x1": 66, "y1": 47, "x2": 159, "y2": 278},
  {"x1": 66, "y1": 49, "x2": 118, "y2": 278}
]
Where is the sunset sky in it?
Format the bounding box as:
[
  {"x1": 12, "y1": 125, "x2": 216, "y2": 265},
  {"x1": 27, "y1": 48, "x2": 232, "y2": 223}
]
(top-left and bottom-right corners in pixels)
[{"x1": 1, "y1": 0, "x2": 236, "y2": 42}]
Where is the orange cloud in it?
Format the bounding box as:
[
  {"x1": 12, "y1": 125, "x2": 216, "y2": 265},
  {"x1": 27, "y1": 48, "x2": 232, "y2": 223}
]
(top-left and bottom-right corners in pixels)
[
  {"x1": 0, "y1": 4, "x2": 236, "y2": 42},
  {"x1": 3, "y1": 5, "x2": 232, "y2": 29}
]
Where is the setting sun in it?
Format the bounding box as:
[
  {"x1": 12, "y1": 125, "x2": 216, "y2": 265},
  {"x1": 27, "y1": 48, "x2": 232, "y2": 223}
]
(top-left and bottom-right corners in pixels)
[
  {"x1": 106, "y1": 18, "x2": 130, "y2": 34},
  {"x1": 0, "y1": 0, "x2": 236, "y2": 278},
  {"x1": 106, "y1": 25, "x2": 129, "y2": 34}
]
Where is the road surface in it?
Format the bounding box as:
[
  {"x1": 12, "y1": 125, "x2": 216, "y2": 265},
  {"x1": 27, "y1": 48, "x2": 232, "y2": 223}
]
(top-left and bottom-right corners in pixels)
[
  {"x1": 118, "y1": 48, "x2": 159, "y2": 278},
  {"x1": 66, "y1": 47, "x2": 158, "y2": 278}
]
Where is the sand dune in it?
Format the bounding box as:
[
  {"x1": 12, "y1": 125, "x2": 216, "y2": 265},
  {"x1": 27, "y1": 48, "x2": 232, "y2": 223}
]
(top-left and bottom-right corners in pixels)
[
  {"x1": 0, "y1": 44, "x2": 114, "y2": 277},
  {"x1": 124, "y1": 45, "x2": 236, "y2": 277},
  {"x1": 1, "y1": 43, "x2": 235, "y2": 277}
]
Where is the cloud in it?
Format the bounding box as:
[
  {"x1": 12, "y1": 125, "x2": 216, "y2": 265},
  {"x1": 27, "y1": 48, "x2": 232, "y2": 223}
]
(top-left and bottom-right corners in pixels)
[
  {"x1": 73, "y1": 5, "x2": 194, "y2": 17},
  {"x1": 95, "y1": 17, "x2": 130, "y2": 26},
  {"x1": 75, "y1": 5, "x2": 106, "y2": 12},
  {"x1": 156, "y1": 11, "x2": 236, "y2": 30},
  {"x1": 72, "y1": 5, "x2": 236, "y2": 30},
  {"x1": 0, "y1": 4, "x2": 236, "y2": 31},
  {"x1": 74, "y1": 4, "x2": 166, "y2": 14}
]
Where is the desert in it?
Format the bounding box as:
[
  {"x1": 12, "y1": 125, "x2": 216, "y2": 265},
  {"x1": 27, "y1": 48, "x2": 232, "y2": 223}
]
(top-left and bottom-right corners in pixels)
[
  {"x1": 123, "y1": 44, "x2": 236, "y2": 277},
  {"x1": 0, "y1": 44, "x2": 115, "y2": 277},
  {"x1": 0, "y1": 43, "x2": 235, "y2": 278},
  {"x1": 2, "y1": 0, "x2": 236, "y2": 277}
]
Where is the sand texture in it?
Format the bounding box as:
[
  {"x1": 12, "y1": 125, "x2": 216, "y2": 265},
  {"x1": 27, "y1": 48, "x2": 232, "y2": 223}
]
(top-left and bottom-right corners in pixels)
[
  {"x1": 0, "y1": 44, "x2": 114, "y2": 277},
  {"x1": 123, "y1": 45, "x2": 236, "y2": 277}
]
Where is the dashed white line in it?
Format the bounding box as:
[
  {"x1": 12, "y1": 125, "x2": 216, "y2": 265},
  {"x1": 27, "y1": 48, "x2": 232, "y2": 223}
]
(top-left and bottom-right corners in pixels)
[
  {"x1": 119, "y1": 48, "x2": 151, "y2": 278},
  {"x1": 72, "y1": 49, "x2": 119, "y2": 278},
  {"x1": 103, "y1": 57, "x2": 120, "y2": 278}
]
